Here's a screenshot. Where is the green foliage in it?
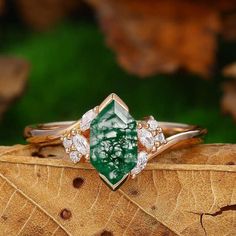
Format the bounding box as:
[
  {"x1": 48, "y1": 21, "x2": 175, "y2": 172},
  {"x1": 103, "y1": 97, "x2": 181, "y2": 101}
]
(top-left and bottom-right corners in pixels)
[{"x1": 0, "y1": 21, "x2": 235, "y2": 145}]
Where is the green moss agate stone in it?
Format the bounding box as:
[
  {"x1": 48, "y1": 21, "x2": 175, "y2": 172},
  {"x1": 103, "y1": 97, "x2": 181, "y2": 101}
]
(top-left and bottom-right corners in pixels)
[{"x1": 90, "y1": 100, "x2": 138, "y2": 187}]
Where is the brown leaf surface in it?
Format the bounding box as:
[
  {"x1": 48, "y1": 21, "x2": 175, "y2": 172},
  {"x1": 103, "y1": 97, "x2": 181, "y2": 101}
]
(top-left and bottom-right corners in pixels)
[
  {"x1": 86, "y1": 0, "x2": 222, "y2": 77},
  {"x1": 222, "y1": 63, "x2": 236, "y2": 121},
  {"x1": 16, "y1": 0, "x2": 81, "y2": 30},
  {"x1": 0, "y1": 57, "x2": 29, "y2": 119},
  {"x1": 0, "y1": 0, "x2": 4, "y2": 15},
  {"x1": 221, "y1": 80, "x2": 236, "y2": 121},
  {"x1": 0, "y1": 144, "x2": 235, "y2": 235},
  {"x1": 86, "y1": 0, "x2": 236, "y2": 77},
  {"x1": 223, "y1": 62, "x2": 236, "y2": 78},
  {"x1": 222, "y1": 12, "x2": 236, "y2": 41}
]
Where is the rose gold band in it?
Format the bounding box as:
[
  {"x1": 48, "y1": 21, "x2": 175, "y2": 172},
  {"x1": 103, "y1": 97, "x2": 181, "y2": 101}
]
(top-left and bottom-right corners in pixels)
[{"x1": 24, "y1": 120, "x2": 207, "y2": 160}]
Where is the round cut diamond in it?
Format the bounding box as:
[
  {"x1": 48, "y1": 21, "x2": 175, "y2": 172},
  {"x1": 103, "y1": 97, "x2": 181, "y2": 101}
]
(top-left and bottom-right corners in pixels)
[
  {"x1": 69, "y1": 151, "x2": 81, "y2": 163},
  {"x1": 155, "y1": 132, "x2": 166, "y2": 144},
  {"x1": 138, "y1": 128, "x2": 155, "y2": 150},
  {"x1": 147, "y1": 119, "x2": 159, "y2": 131},
  {"x1": 72, "y1": 134, "x2": 89, "y2": 155},
  {"x1": 62, "y1": 138, "x2": 72, "y2": 149},
  {"x1": 131, "y1": 151, "x2": 148, "y2": 175},
  {"x1": 80, "y1": 109, "x2": 97, "y2": 132}
]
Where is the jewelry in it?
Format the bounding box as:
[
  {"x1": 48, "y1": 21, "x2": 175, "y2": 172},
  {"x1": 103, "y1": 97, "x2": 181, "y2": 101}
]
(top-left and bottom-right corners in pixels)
[{"x1": 24, "y1": 93, "x2": 206, "y2": 190}]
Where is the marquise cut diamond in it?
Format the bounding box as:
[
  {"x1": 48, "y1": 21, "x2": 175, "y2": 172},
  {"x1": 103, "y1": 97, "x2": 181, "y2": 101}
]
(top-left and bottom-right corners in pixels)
[
  {"x1": 62, "y1": 132, "x2": 89, "y2": 162},
  {"x1": 80, "y1": 109, "x2": 97, "y2": 132},
  {"x1": 72, "y1": 134, "x2": 89, "y2": 155},
  {"x1": 131, "y1": 151, "x2": 148, "y2": 175},
  {"x1": 138, "y1": 128, "x2": 155, "y2": 150},
  {"x1": 147, "y1": 119, "x2": 158, "y2": 131}
]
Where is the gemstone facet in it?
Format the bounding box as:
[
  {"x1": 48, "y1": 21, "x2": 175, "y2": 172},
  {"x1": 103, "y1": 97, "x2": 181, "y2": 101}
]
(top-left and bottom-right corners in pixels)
[
  {"x1": 72, "y1": 134, "x2": 89, "y2": 155},
  {"x1": 62, "y1": 133, "x2": 89, "y2": 163},
  {"x1": 155, "y1": 132, "x2": 166, "y2": 144},
  {"x1": 90, "y1": 100, "x2": 138, "y2": 189},
  {"x1": 62, "y1": 138, "x2": 72, "y2": 150},
  {"x1": 69, "y1": 151, "x2": 81, "y2": 163},
  {"x1": 80, "y1": 108, "x2": 98, "y2": 131},
  {"x1": 138, "y1": 128, "x2": 155, "y2": 150},
  {"x1": 131, "y1": 151, "x2": 148, "y2": 175},
  {"x1": 147, "y1": 119, "x2": 158, "y2": 131}
]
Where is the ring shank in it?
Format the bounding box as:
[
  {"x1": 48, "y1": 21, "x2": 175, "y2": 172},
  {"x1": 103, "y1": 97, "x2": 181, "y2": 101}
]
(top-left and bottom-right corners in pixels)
[{"x1": 24, "y1": 120, "x2": 206, "y2": 145}]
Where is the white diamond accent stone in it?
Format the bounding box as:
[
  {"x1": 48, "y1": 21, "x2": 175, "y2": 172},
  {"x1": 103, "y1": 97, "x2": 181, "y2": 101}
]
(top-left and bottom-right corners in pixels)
[
  {"x1": 80, "y1": 109, "x2": 97, "y2": 132},
  {"x1": 62, "y1": 138, "x2": 72, "y2": 149},
  {"x1": 147, "y1": 119, "x2": 159, "y2": 131},
  {"x1": 69, "y1": 151, "x2": 81, "y2": 163},
  {"x1": 72, "y1": 134, "x2": 89, "y2": 155},
  {"x1": 155, "y1": 132, "x2": 166, "y2": 144},
  {"x1": 138, "y1": 128, "x2": 155, "y2": 150},
  {"x1": 131, "y1": 151, "x2": 148, "y2": 175}
]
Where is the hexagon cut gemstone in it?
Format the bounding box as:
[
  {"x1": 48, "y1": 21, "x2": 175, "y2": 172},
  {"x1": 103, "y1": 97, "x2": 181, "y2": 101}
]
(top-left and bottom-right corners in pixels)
[{"x1": 90, "y1": 100, "x2": 138, "y2": 189}]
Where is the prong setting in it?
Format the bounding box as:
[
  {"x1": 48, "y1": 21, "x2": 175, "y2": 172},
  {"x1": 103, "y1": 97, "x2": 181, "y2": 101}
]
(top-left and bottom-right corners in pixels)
[
  {"x1": 99, "y1": 93, "x2": 129, "y2": 112},
  {"x1": 60, "y1": 93, "x2": 166, "y2": 189},
  {"x1": 131, "y1": 116, "x2": 166, "y2": 178}
]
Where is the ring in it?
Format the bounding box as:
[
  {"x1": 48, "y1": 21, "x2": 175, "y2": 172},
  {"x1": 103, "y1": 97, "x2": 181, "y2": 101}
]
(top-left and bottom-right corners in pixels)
[{"x1": 24, "y1": 93, "x2": 207, "y2": 190}]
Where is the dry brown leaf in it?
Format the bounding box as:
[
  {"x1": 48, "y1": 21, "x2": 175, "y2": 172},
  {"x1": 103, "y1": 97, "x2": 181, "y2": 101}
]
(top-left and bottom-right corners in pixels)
[
  {"x1": 0, "y1": 57, "x2": 29, "y2": 119},
  {"x1": 16, "y1": 0, "x2": 81, "y2": 30},
  {"x1": 86, "y1": 0, "x2": 236, "y2": 77},
  {"x1": 222, "y1": 12, "x2": 236, "y2": 40},
  {"x1": 0, "y1": 143, "x2": 235, "y2": 235},
  {"x1": 0, "y1": 0, "x2": 4, "y2": 15},
  {"x1": 221, "y1": 81, "x2": 236, "y2": 121},
  {"x1": 86, "y1": 0, "x2": 223, "y2": 77},
  {"x1": 223, "y1": 62, "x2": 236, "y2": 78},
  {"x1": 222, "y1": 63, "x2": 236, "y2": 121}
]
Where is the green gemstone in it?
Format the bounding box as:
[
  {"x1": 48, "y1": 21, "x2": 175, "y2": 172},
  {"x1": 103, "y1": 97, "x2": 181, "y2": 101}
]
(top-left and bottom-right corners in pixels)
[{"x1": 90, "y1": 100, "x2": 138, "y2": 188}]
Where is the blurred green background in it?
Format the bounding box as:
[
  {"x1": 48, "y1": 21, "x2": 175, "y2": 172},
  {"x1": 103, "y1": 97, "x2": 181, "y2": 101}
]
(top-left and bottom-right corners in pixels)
[{"x1": 0, "y1": 18, "x2": 235, "y2": 145}]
